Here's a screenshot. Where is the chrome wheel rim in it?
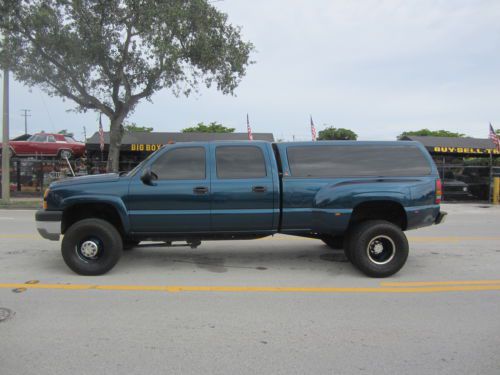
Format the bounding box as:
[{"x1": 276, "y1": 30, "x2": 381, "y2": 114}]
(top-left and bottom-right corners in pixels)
[
  {"x1": 76, "y1": 238, "x2": 102, "y2": 261},
  {"x1": 366, "y1": 235, "x2": 395, "y2": 265}
]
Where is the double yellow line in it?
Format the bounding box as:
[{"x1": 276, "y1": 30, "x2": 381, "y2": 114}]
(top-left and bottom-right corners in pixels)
[{"x1": 1, "y1": 280, "x2": 500, "y2": 294}]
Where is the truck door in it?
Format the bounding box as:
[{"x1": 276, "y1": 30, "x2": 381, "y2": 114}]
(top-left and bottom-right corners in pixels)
[
  {"x1": 210, "y1": 143, "x2": 276, "y2": 232},
  {"x1": 127, "y1": 145, "x2": 210, "y2": 233}
]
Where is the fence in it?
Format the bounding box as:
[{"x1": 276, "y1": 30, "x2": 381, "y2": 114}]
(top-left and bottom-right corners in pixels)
[
  {"x1": 1, "y1": 155, "x2": 500, "y2": 201},
  {"x1": 434, "y1": 156, "x2": 500, "y2": 202},
  {"x1": 0, "y1": 157, "x2": 105, "y2": 197}
]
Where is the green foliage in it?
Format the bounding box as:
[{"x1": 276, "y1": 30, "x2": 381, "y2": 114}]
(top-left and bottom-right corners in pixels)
[
  {"x1": 0, "y1": 0, "x2": 254, "y2": 171},
  {"x1": 317, "y1": 127, "x2": 358, "y2": 141},
  {"x1": 398, "y1": 129, "x2": 466, "y2": 139},
  {"x1": 123, "y1": 123, "x2": 153, "y2": 133},
  {"x1": 57, "y1": 129, "x2": 74, "y2": 137},
  {"x1": 182, "y1": 122, "x2": 235, "y2": 133}
]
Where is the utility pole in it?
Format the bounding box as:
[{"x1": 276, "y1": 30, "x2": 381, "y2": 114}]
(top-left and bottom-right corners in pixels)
[
  {"x1": 83, "y1": 126, "x2": 87, "y2": 142},
  {"x1": 20, "y1": 109, "x2": 31, "y2": 135},
  {"x1": 2, "y1": 68, "x2": 10, "y2": 202}
]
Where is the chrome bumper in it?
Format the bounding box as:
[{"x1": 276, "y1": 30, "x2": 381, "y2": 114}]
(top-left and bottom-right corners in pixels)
[{"x1": 35, "y1": 210, "x2": 62, "y2": 241}]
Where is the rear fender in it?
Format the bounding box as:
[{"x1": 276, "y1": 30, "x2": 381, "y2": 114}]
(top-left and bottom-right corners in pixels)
[{"x1": 312, "y1": 181, "x2": 410, "y2": 234}]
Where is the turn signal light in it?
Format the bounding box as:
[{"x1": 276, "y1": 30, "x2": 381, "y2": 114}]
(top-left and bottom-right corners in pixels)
[
  {"x1": 435, "y1": 179, "x2": 442, "y2": 204},
  {"x1": 43, "y1": 189, "x2": 49, "y2": 209}
]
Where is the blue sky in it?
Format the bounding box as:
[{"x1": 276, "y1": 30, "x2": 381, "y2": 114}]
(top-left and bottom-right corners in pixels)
[{"x1": 2, "y1": 0, "x2": 500, "y2": 141}]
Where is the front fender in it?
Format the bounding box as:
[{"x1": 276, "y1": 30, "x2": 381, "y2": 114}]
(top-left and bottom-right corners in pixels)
[{"x1": 60, "y1": 195, "x2": 130, "y2": 233}]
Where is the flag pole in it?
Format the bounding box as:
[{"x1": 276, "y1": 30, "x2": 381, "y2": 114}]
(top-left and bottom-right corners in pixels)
[{"x1": 247, "y1": 113, "x2": 253, "y2": 141}]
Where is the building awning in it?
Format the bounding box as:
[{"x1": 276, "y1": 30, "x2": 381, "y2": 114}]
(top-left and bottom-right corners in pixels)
[
  {"x1": 86, "y1": 131, "x2": 275, "y2": 152},
  {"x1": 400, "y1": 136, "x2": 499, "y2": 156}
]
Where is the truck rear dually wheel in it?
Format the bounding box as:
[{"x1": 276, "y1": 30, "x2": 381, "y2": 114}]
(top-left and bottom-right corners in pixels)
[
  {"x1": 347, "y1": 220, "x2": 408, "y2": 278},
  {"x1": 61, "y1": 218, "x2": 123, "y2": 275}
]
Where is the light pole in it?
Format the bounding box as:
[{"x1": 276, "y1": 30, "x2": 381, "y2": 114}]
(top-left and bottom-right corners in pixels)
[
  {"x1": 20, "y1": 108, "x2": 30, "y2": 135},
  {"x1": 1, "y1": 67, "x2": 9, "y2": 202}
]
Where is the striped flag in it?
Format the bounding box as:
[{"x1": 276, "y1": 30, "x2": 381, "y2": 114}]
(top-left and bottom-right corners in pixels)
[
  {"x1": 489, "y1": 123, "x2": 499, "y2": 151},
  {"x1": 310, "y1": 115, "x2": 317, "y2": 141},
  {"x1": 247, "y1": 114, "x2": 253, "y2": 141},
  {"x1": 99, "y1": 113, "x2": 105, "y2": 152}
]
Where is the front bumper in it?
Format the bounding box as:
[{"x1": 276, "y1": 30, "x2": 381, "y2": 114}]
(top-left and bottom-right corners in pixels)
[
  {"x1": 35, "y1": 210, "x2": 62, "y2": 241},
  {"x1": 435, "y1": 211, "x2": 447, "y2": 225}
]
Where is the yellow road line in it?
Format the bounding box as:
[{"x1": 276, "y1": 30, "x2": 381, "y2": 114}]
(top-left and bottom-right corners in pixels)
[
  {"x1": 381, "y1": 280, "x2": 500, "y2": 287},
  {"x1": 1, "y1": 283, "x2": 500, "y2": 294}
]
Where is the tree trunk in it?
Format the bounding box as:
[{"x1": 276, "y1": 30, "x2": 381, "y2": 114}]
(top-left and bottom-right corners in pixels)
[{"x1": 106, "y1": 115, "x2": 126, "y2": 173}]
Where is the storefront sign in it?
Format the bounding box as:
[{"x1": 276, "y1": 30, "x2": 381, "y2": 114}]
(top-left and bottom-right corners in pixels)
[
  {"x1": 432, "y1": 146, "x2": 500, "y2": 155},
  {"x1": 130, "y1": 144, "x2": 164, "y2": 152}
]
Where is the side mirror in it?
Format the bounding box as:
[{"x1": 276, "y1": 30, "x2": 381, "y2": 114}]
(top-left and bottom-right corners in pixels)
[{"x1": 140, "y1": 167, "x2": 157, "y2": 185}]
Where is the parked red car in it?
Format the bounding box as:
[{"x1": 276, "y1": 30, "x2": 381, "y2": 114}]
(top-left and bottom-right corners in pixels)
[{"x1": 1, "y1": 133, "x2": 85, "y2": 159}]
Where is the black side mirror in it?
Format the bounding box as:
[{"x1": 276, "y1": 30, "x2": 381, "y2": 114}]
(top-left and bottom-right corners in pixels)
[{"x1": 140, "y1": 167, "x2": 158, "y2": 185}]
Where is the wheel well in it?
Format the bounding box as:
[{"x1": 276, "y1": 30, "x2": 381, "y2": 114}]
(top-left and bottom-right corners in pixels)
[
  {"x1": 62, "y1": 203, "x2": 124, "y2": 235},
  {"x1": 349, "y1": 201, "x2": 407, "y2": 230}
]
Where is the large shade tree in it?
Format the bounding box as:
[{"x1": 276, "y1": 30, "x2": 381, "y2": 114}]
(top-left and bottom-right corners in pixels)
[
  {"x1": 182, "y1": 121, "x2": 234, "y2": 133},
  {"x1": 398, "y1": 129, "x2": 465, "y2": 139},
  {"x1": 0, "y1": 0, "x2": 254, "y2": 171},
  {"x1": 317, "y1": 126, "x2": 358, "y2": 141}
]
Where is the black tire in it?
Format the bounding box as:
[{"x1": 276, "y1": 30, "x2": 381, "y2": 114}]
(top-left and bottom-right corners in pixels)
[
  {"x1": 123, "y1": 240, "x2": 140, "y2": 250},
  {"x1": 321, "y1": 235, "x2": 344, "y2": 249},
  {"x1": 61, "y1": 218, "x2": 123, "y2": 275},
  {"x1": 346, "y1": 220, "x2": 408, "y2": 278}
]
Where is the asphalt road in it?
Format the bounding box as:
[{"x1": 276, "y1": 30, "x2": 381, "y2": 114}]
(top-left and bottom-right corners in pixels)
[{"x1": 1, "y1": 204, "x2": 499, "y2": 374}]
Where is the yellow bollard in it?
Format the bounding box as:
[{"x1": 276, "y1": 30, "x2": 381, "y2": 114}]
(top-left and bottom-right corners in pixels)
[{"x1": 494, "y1": 177, "x2": 500, "y2": 204}]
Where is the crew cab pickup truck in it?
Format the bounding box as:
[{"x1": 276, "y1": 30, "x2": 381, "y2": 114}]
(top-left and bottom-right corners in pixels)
[{"x1": 36, "y1": 141, "x2": 446, "y2": 277}]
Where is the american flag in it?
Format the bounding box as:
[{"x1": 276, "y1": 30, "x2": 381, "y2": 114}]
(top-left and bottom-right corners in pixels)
[
  {"x1": 489, "y1": 123, "x2": 499, "y2": 151},
  {"x1": 247, "y1": 114, "x2": 253, "y2": 141},
  {"x1": 99, "y1": 113, "x2": 105, "y2": 152},
  {"x1": 310, "y1": 115, "x2": 317, "y2": 141}
]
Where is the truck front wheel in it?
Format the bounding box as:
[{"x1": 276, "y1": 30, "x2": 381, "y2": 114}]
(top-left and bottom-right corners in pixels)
[
  {"x1": 61, "y1": 218, "x2": 123, "y2": 275},
  {"x1": 347, "y1": 220, "x2": 408, "y2": 278}
]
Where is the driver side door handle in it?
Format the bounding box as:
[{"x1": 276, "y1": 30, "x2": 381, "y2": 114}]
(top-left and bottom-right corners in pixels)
[{"x1": 193, "y1": 186, "x2": 209, "y2": 194}]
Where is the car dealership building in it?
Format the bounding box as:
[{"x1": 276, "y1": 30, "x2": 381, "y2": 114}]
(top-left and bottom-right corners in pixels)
[
  {"x1": 85, "y1": 131, "x2": 275, "y2": 173},
  {"x1": 401, "y1": 136, "x2": 500, "y2": 201}
]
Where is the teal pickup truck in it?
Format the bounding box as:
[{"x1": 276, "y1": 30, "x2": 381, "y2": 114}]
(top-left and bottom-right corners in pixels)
[{"x1": 36, "y1": 141, "x2": 446, "y2": 277}]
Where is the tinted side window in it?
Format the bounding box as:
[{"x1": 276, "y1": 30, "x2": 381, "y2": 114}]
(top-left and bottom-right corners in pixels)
[
  {"x1": 152, "y1": 147, "x2": 206, "y2": 180},
  {"x1": 287, "y1": 145, "x2": 431, "y2": 177},
  {"x1": 216, "y1": 146, "x2": 267, "y2": 179},
  {"x1": 33, "y1": 135, "x2": 47, "y2": 142}
]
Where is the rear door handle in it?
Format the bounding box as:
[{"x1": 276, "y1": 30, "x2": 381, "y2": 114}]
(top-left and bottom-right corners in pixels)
[
  {"x1": 193, "y1": 186, "x2": 209, "y2": 194},
  {"x1": 252, "y1": 186, "x2": 267, "y2": 193}
]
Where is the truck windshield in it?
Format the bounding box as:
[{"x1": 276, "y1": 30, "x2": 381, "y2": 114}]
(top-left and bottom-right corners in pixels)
[{"x1": 126, "y1": 148, "x2": 162, "y2": 177}]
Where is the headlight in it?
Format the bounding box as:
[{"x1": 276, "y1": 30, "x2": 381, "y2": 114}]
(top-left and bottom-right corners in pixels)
[{"x1": 463, "y1": 187, "x2": 468, "y2": 192}]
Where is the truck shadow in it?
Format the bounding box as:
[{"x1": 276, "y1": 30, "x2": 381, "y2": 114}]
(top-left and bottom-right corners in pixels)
[{"x1": 117, "y1": 242, "x2": 352, "y2": 275}]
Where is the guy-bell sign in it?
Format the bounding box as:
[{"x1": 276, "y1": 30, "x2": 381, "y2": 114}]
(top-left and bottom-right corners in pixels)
[{"x1": 433, "y1": 146, "x2": 499, "y2": 155}]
